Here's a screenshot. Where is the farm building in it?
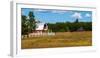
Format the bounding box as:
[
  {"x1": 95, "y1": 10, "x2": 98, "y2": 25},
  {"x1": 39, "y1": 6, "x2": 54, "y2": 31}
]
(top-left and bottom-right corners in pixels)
[
  {"x1": 35, "y1": 22, "x2": 48, "y2": 32},
  {"x1": 28, "y1": 22, "x2": 48, "y2": 37}
]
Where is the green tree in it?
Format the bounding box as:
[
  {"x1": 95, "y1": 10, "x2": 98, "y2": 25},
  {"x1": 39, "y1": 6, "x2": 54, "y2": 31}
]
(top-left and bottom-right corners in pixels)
[
  {"x1": 21, "y1": 15, "x2": 28, "y2": 35},
  {"x1": 21, "y1": 11, "x2": 36, "y2": 38},
  {"x1": 28, "y1": 11, "x2": 36, "y2": 32},
  {"x1": 75, "y1": 18, "x2": 79, "y2": 23}
]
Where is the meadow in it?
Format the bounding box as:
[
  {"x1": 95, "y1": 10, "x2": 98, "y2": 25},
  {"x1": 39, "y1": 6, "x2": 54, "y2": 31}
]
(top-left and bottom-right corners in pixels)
[{"x1": 21, "y1": 31, "x2": 92, "y2": 49}]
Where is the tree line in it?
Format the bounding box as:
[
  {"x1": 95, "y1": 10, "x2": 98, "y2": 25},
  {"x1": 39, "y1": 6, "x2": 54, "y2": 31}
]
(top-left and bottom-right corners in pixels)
[{"x1": 47, "y1": 19, "x2": 92, "y2": 32}]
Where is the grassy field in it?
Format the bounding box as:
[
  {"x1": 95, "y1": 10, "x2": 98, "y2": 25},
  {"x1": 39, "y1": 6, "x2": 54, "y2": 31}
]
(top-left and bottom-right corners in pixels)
[{"x1": 21, "y1": 31, "x2": 92, "y2": 49}]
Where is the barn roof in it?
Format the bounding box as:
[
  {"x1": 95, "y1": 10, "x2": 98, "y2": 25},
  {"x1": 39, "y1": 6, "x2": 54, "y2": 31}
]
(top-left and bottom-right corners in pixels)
[{"x1": 35, "y1": 23, "x2": 45, "y2": 30}]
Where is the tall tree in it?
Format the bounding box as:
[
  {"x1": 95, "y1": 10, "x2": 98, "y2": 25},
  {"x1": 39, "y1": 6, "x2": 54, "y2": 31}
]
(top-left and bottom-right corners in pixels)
[
  {"x1": 75, "y1": 18, "x2": 79, "y2": 23},
  {"x1": 28, "y1": 11, "x2": 36, "y2": 32},
  {"x1": 28, "y1": 11, "x2": 35, "y2": 22}
]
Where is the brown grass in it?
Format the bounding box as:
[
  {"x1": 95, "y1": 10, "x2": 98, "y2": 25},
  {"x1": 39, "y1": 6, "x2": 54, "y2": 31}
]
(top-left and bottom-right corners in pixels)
[{"x1": 21, "y1": 31, "x2": 92, "y2": 49}]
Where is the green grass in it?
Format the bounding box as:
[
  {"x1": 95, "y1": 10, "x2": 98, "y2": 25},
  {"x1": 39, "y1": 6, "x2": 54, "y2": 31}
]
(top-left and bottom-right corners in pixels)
[{"x1": 21, "y1": 31, "x2": 92, "y2": 49}]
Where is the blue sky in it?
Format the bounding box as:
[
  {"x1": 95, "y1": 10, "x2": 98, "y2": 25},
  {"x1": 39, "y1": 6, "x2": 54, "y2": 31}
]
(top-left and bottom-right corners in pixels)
[{"x1": 21, "y1": 8, "x2": 92, "y2": 23}]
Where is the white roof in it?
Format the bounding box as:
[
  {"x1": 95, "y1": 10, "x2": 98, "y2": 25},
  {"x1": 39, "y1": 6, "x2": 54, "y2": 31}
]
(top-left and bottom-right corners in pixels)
[{"x1": 35, "y1": 23, "x2": 45, "y2": 30}]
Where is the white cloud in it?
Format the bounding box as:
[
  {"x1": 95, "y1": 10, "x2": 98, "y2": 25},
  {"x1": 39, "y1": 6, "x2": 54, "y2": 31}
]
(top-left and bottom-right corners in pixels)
[
  {"x1": 85, "y1": 13, "x2": 91, "y2": 17},
  {"x1": 33, "y1": 9, "x2": 69, "y2": 14},
  {"x1": 72, "y1": 12, "x2": 82, "y2": 19},
  {"x1": 33, "y1": 9, "x2": 47, "y2": 12},
  {"x1": 51, "y1": 10, "x2": 67, "y2": 14}
]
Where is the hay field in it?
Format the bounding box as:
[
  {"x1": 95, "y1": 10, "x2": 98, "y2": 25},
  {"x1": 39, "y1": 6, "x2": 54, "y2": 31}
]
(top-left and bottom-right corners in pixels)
[{"x1": 21, "y1": 31, "x2": 92, "y2": 49}]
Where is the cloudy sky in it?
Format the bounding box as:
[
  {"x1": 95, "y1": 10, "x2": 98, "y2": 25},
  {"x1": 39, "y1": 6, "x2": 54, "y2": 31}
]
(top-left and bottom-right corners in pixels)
[{"x1": 21, "y1": 8, "x2": 92, "y2": 23}]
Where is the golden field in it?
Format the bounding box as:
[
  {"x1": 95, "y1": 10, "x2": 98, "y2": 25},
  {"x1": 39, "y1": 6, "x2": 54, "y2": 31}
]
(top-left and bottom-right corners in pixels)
[{"x1": 21, "y1": 31, "x2": 92, "y2": 49}]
